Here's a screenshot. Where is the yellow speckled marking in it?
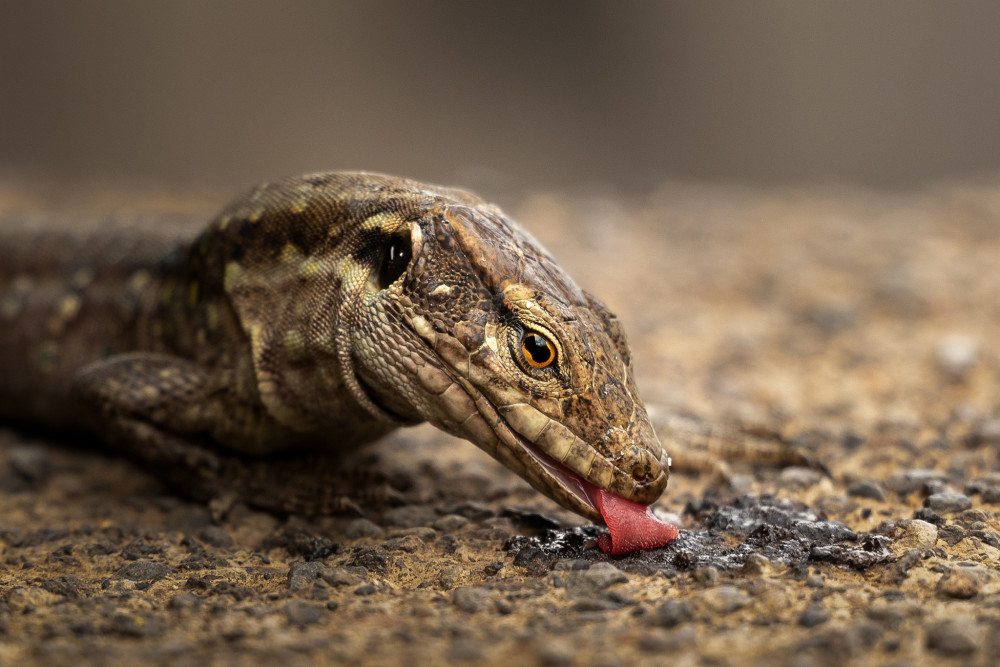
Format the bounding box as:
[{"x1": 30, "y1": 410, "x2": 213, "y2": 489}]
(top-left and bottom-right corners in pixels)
[
  {"x1": 70, "y1": 268, "x2": 94, "y2": 290},
  {"x1": 0, "y1": 296, "x2": 21, "y2": 320},
  {"x1": 35, "y1": 341, "x2": 59, "y2": 374},
  {"x1": 247, "y1": 209, "x2": 262, "y2": 223},
  {"x1": 219, "y1": 215, "x2": 232, "y2": 230},
  {"x1": 160, "y1": 279, "x2": 176, "y2": 305},
  {"x1": 151, "y1": 321, "x2": 164, "y2": 338},
  {"x1": 284, "y1": 330, "x2": 305, "y2": 358},
  {"x1": 299, "y1": 256, "x2": 325, "y2": 280},
  {"x1": 127, "y1": 270, "x2": 151, "y2": 295},
  {"x1": 188, "y1": 282, "x2": 200, "y2": 306},
  {"x1": 58, "y1": 294, "x2": 82, "y2": 321},
  {"x1": 280, "y1": 242, "x2": 305, "y2": 265},
  {"x1": 223, "y1": 262, "x2": 243, "y2": 291},
  {"x1": 196, "y1": 329, "x2": 206, "y2": 345},
  {"x1": 204, "y1": 303, "x2": 219, "y2": 330}
]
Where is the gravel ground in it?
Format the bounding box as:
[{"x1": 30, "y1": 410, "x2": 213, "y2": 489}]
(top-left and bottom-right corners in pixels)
[{"x1": 2, "y1": 177, "x2": 1000, "y2": 666}]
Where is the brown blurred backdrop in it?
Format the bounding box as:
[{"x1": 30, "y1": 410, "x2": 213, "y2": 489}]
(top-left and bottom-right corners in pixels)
[{"x1": 2, "y1": 1, "x2": 1000, "y2": 194}]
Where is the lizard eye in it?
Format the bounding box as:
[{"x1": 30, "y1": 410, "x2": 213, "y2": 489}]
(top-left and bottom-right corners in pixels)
[
  {"x1": 376, "y1": 231, "x2": 411, "y2": 289},
  {"x1": 520, "y1": 330, "x2": 556, "y2": 369}
]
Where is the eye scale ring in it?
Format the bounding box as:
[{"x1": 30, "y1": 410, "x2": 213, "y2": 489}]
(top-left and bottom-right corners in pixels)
[{"x1": 521, "y1": 330, "x2": 556, "y2": 369}]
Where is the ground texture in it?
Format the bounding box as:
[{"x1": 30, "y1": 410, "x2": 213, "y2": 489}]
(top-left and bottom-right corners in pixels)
[{"x1": 2, "y1": 177, "x2": 1000, "y2": 666}]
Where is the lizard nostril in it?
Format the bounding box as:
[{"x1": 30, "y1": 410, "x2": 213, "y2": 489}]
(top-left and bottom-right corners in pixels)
[{"x1": 631, "y1": 464, "x2": 648, "y2": 482}]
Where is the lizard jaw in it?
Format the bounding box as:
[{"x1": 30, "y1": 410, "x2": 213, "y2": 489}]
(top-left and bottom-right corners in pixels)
[{"x1": 513, "y1": 430, "x2": 604, "y2": 522}]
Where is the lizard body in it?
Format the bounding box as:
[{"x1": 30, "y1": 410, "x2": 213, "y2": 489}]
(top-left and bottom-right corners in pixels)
[{"x1": 0, "y1": 172, "x2": 669, "y2": 522}]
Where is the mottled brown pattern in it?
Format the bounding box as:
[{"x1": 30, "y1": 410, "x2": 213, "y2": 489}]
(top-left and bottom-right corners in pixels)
[{"x1": 0, "y1": 172, "x2": 667, "y2": 520}]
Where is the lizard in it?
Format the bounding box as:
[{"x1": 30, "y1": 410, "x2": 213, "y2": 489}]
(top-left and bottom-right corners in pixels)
[{"x1": 0, "y1": 171, "x2": 673, "y2": 542}]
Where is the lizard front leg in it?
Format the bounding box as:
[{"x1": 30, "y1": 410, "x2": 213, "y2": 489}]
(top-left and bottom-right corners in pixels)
[
  {"x1": 71, "y1": 353, "x2": 390, "y2": 515},
  {"x1": 72, "y1": 353, "x2": 229, "y2": 497}
]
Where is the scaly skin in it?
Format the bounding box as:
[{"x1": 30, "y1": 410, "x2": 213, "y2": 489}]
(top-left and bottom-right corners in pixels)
[{"x1": 0, "y1": 172, "x2": 669, "y2": 521}]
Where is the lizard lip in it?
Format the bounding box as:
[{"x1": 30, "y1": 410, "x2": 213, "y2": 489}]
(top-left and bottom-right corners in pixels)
[{"x1": 513, "y1": 431, "x2": 603, "y2": 521}]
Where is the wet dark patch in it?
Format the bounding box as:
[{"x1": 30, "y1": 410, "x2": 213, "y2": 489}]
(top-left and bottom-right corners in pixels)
[{"x1": 504, "y1": 495, "x2": 892, "y2": 574}]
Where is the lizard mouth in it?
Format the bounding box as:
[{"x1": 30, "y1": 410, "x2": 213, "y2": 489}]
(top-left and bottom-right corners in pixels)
[{"x1": 512, "y1": 430, "x2": 603, "y2": 520}]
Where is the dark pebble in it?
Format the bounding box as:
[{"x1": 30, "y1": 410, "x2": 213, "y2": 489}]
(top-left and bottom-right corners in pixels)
[
  {"x1": 8, "y1": 446, "x2": 51, "y2": 484},
  {"x1": 345, "y1": 546, "x2": 389, "y2": 575},
  {"x1": 794, "y1": 520, "x2": 855, "y2": 542},
  {"x1": 345, "y1": 518, "x2": 384, "y2": 539},
  {"x1": 40, "y1": 575, "x2": 83, "y2": 599},
  {"x1": 564, "y1": 563, "x2": 627, "y2": 598},
  {"x1": 847, "y1": 481, "x2": 886, "y2": 501},
  {"x1": 432, "y1": 514, "x2": 469, "y2": 532},
  {"x1": 925, "y1": 492, "x2": 972, "y2": 514},
  {"x1": 913, "y1": 508, "x2": 945, "y2": 525},
  {"x1": 799, "y1": 605, "x2": 829, "y2": 628},
  {"x1": 885, "y1": 470, "x2": 946, "y2": 497},
  {"x1": 451, "y1": 586, "x2": 496, "y2": 613},
  {"x1": 284, "y1": 600, "x2": 322, "y2": 626},
  {"x1": 107, "y1": 612, "x2": 162, "y2": 637},
  {"x1": 926, "y1": 619, "x2": 982, "y2": 654},
  {"x1": 383, "y1": 535, "x2": 425, "y2": 553},
  {"x1": 353, "y1": 583, "x2": 376, "y2": 596},
  {"x1": 570, "y1": 598, "x2": 621, "y2": 612},
  {"x1": 982, "y1": 487, "x2": 1000, "y2": 504},
  {"x1": 650, "y1": 599, "x2": 694, "y2": 628},
  {"x1": 512, "y1": 547, "x2": 545, "y2": 569},
  {"x1": 287, "y1": 561, "x2": 328, "y2": 591},
  {"x1": 381, "y1": 505, "x2": 437, "y2": 528},
  {"x1": 443, "y1": 500, "x2": 495, "y2": 520},
  {"x1": 196, "y1": 526, "x2": 234, "y2": 549},
  {"x1": 114, "y1": 560, "x2": 169, "y2": 582},
  {"x1": 551, "y1": 559, "x2": 590, "y2": 572}
]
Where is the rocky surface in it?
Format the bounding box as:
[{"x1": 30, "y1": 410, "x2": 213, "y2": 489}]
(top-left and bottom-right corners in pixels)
[{"x1": 2, "y1": 177, "x2": 1000, "y2": 666}]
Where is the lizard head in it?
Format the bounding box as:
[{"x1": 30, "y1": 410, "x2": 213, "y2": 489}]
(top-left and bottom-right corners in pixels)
[
  {"x1": 218, "y1": 172, "x2": 668, "y2": 522},
  {"x1": 338, "y1": 175, "x2": 670, "y2": 522}
]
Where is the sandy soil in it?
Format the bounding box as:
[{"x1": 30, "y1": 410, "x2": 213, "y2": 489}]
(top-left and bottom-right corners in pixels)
[{"x1": 2, "y1": 176, "x2": 1000, "y2": 666}]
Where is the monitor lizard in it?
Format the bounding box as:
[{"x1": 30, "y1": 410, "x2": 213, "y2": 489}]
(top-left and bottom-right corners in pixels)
[{"x1": 0, "y1": 172, "x2": 672, "y2": 536}]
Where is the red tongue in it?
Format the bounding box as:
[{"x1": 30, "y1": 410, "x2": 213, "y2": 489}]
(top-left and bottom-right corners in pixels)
[{"x1": 594, "y1": 488, "x2": 679, "y2": 555}]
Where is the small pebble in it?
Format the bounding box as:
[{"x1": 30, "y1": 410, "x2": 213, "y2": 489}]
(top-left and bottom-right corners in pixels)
[
  {"x1": 885, "y1": 470, "x2": 946, "y2": 496},
  {"x1": 699, "y1": 585, "x2": 750, "y2": 615},
  {"x1": 779, "y1": 467, "x2": 822, "y2": 488},
  {"x1": 565, "y1": 562, "x2": 627, "y2": 597},
  {"x1": 938, "y1": 563, "x2": 989, "y2": 599},
  {"x1": 114, "y1": 560, "x2": 169, "y2": 582},
  {"x1": 847, "y1": 480, "x2": 885, "y2": 501},
  {"x1": 284, "y1": 600, "x2": 322, "y2": 627},
  {"x1": 891, "y1": 520, "x2": 938, "y2": 554},
  {"x1": 741, "y1": 554, "x2": 772, "y2": 576},
  {"x1": 381, "y1": 505, "x2": 437, "y2": 528},
  {"x1": 925, "y1": 492, "x2": 972, "y2": 514},
  {"x1": 935, "y1": 333, "x2": 979, "y2": 379},
  {"x1": 345, "y1": 518, "x2": 384, "y2": 539},
  {"x1": 972, "y1": 419, "x2": 1000, "y2": 445},
  {"x1": 353, "y1": 583, "x2": 376, "y2": 596},
  {"x1": 798, "y1": 605, "x2": 829, "y2": 628},
  {"x1": 8, "y1": 446, "x2": 51, "y2": 483},
  {"x1": 651, "y1": 599, "x2": 694, "y2": 628},
  {"x1": 451, "y1": 586, "x2": 496, "y2": 614},
  {"x1": 432, "y1": 514, "x2": 469, "y2": 532},
  {"x1": 925, "y1": 618, "x2": 983, "y2": 655}
]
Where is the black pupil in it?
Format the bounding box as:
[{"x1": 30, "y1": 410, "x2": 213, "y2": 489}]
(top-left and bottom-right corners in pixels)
[
  {"x1": 524, "y1": 333, "x2": 551, "y2": 364},
  {"x1": 377, "y1": 235, "x2": 410, "y2": 289}
]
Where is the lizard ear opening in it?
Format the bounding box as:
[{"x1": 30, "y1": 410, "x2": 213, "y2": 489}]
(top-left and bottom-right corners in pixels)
[{"x1": 375, "y1": 229, "x2": 413, "y2": 290}]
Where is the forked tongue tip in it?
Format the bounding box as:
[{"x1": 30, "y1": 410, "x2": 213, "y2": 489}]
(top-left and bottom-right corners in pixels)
[{"x1": 594, "y1": 488, "x2": 679, "y2": 556}]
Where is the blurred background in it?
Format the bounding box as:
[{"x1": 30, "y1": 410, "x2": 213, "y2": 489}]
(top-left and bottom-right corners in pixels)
[{"x1": 2, "y1": 1, "x2": 1000, "y2": 196}]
